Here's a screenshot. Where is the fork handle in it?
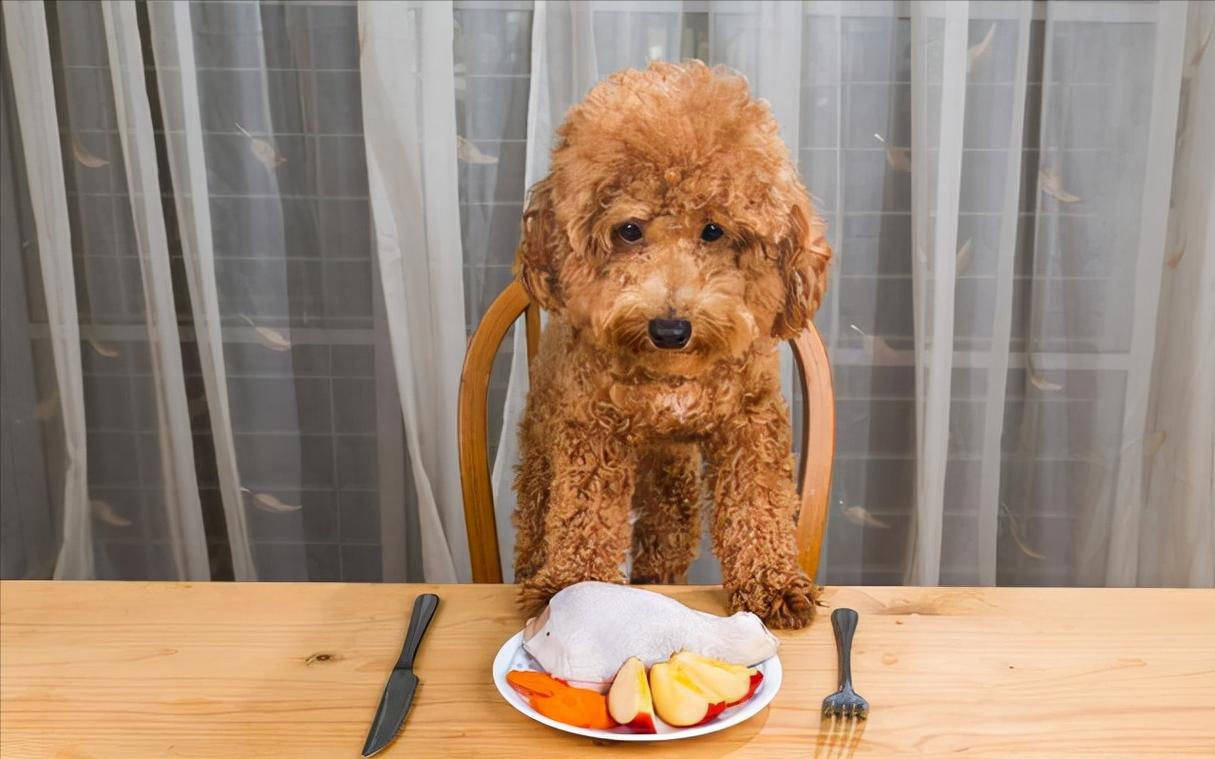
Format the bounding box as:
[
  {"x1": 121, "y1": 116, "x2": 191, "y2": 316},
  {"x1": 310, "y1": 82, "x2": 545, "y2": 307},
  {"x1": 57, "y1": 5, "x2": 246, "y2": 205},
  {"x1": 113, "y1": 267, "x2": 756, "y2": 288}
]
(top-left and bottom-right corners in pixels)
[{"x1": 831, "y1": 608, "x2": 859, "y2": 690}]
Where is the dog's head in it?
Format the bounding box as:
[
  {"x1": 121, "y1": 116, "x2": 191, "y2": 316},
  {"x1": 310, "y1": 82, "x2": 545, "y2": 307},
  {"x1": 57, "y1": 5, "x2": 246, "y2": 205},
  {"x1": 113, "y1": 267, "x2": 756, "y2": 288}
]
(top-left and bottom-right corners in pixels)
[{"x1": 516, "y1": 61, "x2": 831, "y2": 376}]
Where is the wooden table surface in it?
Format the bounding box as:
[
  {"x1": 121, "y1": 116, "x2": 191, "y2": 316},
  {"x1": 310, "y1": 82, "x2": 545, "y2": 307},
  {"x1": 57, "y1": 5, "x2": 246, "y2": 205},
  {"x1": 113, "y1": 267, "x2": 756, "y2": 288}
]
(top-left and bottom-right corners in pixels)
[{"x1": 1, "y1": 582, "x2": 1212, "y2": 758}]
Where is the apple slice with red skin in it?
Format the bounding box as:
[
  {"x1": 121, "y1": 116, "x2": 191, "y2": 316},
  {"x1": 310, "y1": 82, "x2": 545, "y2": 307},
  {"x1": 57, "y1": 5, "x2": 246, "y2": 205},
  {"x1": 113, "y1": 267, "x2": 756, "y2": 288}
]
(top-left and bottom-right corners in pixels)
[
  {"x1": 670, "y1": 651, "x2": 764, "y2": 707},
  {"x1": 607, "y1": 657, "x2": 657, "y2": 733},
  {"x1": 648, "y1": 661, "x2": 728, "y2": 727}
]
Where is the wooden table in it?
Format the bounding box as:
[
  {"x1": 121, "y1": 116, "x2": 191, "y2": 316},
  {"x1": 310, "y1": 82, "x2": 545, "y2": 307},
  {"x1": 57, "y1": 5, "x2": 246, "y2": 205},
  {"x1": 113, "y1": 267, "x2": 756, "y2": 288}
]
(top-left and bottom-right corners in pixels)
[{"x1": 1, "y1": 582, "x2": 1212, "y2": 758}]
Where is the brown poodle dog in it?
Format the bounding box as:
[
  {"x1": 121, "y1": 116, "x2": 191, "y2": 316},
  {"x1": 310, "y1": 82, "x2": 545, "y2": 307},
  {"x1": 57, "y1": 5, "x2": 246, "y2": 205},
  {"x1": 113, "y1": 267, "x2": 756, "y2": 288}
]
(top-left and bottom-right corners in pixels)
[{"x1": 511, "y1": 61, "x2": 832, "y2": 629}]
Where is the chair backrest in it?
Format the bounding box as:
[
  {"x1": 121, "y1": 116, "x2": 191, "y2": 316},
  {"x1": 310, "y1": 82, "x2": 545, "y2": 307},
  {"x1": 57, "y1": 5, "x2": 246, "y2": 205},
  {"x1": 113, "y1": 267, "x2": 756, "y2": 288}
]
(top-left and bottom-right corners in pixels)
[{"x1": 458, "y1": 280, "x2": 836, "y2": 585}]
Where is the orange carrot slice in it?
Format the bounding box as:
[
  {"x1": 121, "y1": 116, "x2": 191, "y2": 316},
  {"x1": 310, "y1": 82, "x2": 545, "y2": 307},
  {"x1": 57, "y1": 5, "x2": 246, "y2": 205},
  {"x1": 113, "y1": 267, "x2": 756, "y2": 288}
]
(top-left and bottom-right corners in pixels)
[{"x1": 507, "y1": 669, "x2": 615, "y2": 729}]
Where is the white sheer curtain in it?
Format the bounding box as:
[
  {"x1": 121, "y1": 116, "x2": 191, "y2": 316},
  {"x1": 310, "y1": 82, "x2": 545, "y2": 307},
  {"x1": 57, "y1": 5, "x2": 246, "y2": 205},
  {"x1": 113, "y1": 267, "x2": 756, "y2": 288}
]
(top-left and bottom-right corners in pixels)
[
  {"x1": 2, "y1": 0, "x2": 1211, "y2": 588},
  {"x1": 480, "y1": 0, "x2": 1213, "y2": 589}
]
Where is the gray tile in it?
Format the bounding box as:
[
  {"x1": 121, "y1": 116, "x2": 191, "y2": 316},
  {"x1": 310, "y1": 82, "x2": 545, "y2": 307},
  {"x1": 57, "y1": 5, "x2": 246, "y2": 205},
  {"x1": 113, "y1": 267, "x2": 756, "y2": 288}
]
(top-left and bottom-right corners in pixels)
[
  {"x1": 801, "y1": 16, "x2": 841, "y2": 84},
  {"x1": 314, "y1": 71, "x2": 363, "y2": 134},
  {"x1": 332, "y1": 378, "x2": 375, "y2": 434},
  {"x1": 214, "y1": 258, "x2": 325, "y2": 325},
  {"x1": 841, "y1": 213, "x2": 911, "y2": 277},
  {"x1": 306, "y1": 543, "x2": 342, "y2": 581},
  {"x1": 335, "y1": 435, "x2": 378, "y2": 489},
  {"x1": 316, "y1": 136, "x2": 368, "y2": 198},
  {"x1": 80, "y1": 339, "x2": 149, "y2": 377},
  {"x1": 339, "y1": 491, "x2": 380, "y2": 543},
  {"x1": 51, "y1": 1, "x2": 108, "y2": 67},
  {"x1": 798, "y1": 150, "x2": 838, "y2": 214},
  {"x1": 836, "y1": 274, "x2": 913, "y2": 340},
  {"x1": 88, "y1": 488, "x2": 146, "y2": 542},
  {"x1": 962, "y1": 83, "x2": 1017, "y2": 149},
  {"x1": 87, "y1": 432, "x2": 140, "y2": 487},
  {"x1": 234, "y1": 432, "x2": 334, "y2": 490},
  {"x1": 83, "y1": 376, "x2": 136, "y2": 431},
  {"x1": 965, "y1": 19, "x2": 1026, "y2": 85},
  {"x1": 209, "y1": 196, "x2": 289, "y2": 258},
  {"x1": 258, "y1": 3, "x2": 315, "y2": 71},
  {"x1": 227, "y1": 376, "x2": 332, "y2": 435},
  {"x1": 833, "y1": 457, "x2": 915, "y2": 516},
  {"x1": 60, "y1": 132, "x2": 122, "y2": 195},
  {"x1": 331, "y1": 345, "x2": 375, "y2": 378},
  {"x1": 833, "y1": 363, "x2": 915, "y2": 401},
  {"x1": 136, "y1": 433, "x2": 165, "y2": 488},
  {"x1": 799, "y1": 85, "x2": 839, "y2": 149},
  {"x1": 309, "y1": 5, "x2": 360, "y2": 70},
  {"x1": 253, "y1": 542, "x2": 309, "y2": 581},
  {"x1": 319, "y1": 199, "x2": 372, "y2": 259},
  {"x1": 144, "y1": 544, "x2": 179, "y2": 581},
  {"x1": 458, "y1": 75, "x2": 531, "y2": 141},
  {"x1": 324, "y1": 261, "x2": 373, "y2": 322},
  {"x1": 836, "y1": 398, "x2": 914, "y2": 457},
  {"x1": 958, "y1": 149, "x2": 1010, "y2": 214},
  {"x1": 197, "y1": 68, "x2": 269, "y2": 134},
  {"x1": 73, "y1": 196, "x2": 121, "y2": 260},
  {"x1": 96, "y1": 543, "x2": 148, "y2": 580},
  {"x1": 460, "y1": 203, "x2": 523, "y2": 269},
  {"x1": 456, "y1": 8, "x2": 533, "y2": 76},
  {"x1": 843, "y1": 82, "x2": 910, "y2": 149},
  {"x1": 190, "y1": 1, "x2": 266, "y2": 69},
  {"x1": 247, "y1": 490, "x2": 338, "y2": 543},
  {"x1": 61, "y1": 68, "x2": 111, "y2": 131},
  {"x1": 79, "y1": 256, "x2": 144, "y2": 323},
  {"x1": 341, "y1": 544, "x2": 383, "y2": 582},
  {"x1": 841, "y1": 149, "x2": 910, "y2": 213},
  {"x1": 1032, "y1": 213, "x2": 1121, "y2": 278},
  {"x1": 223, "y1": 343, "x2": 330, "y2": 378},
  {"x1": 458, "y1": 140, "x2": 528, "y2": 205},
  {"x1": 841, "y1": 17, "x2": 910, "y2": 83},
  {"x1": 202, "y1": 133, "x2": 311, "y2": 198}
]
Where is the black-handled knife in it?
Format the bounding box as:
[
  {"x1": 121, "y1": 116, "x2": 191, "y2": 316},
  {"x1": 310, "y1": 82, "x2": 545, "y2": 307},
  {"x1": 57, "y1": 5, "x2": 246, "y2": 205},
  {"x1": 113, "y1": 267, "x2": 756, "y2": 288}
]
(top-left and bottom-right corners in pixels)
[{"x1": 361, "y1": 593, "x2": 439, "y2": 757}]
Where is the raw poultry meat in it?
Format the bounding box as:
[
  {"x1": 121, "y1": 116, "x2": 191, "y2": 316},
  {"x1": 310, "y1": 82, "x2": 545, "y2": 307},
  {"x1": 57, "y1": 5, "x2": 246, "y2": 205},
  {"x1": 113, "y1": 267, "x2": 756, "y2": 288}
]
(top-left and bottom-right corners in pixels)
[{"x1": 522, "y1": 582, "x2": 779, "y2": 688}]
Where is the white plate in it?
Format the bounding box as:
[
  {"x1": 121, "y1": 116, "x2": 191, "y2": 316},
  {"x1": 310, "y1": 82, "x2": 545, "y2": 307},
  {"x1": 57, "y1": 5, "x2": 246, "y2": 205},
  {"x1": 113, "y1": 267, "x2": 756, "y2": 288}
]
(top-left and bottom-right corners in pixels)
[{"x1": 492, "y1": 631, "x2": 782, "y2": 742}]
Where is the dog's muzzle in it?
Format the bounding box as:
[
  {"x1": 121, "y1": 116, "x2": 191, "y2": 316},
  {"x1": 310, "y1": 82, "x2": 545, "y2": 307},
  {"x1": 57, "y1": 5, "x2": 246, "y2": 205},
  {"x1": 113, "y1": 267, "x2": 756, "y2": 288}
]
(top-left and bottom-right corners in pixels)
[{"x1": 648, "y1": 318, "x2": 692, "y2": 349}]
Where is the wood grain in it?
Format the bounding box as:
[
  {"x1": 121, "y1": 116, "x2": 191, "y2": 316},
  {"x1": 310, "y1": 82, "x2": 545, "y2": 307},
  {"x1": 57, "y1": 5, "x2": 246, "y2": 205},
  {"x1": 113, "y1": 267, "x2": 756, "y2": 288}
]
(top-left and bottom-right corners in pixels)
[
  {"x1": 2, "y1": 582, "x2": 1212, "y2": 758},
  {"x1": 456, "y1": 279, "x2": 837, "y2": 584}
]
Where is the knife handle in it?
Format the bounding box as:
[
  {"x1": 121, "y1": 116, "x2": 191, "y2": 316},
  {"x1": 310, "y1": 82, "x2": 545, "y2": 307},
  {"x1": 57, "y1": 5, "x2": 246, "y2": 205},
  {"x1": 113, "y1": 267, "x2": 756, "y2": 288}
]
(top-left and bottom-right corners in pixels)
[{"x1": 397, "y1": 593, "x2": 439, "y2": 671}]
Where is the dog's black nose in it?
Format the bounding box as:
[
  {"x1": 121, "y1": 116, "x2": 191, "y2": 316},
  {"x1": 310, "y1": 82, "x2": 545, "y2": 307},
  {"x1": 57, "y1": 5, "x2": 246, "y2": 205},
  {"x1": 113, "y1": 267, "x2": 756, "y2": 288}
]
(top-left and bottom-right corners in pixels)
[{"x1": 648, "y1": 318, "x2": 692, "y2": 349}]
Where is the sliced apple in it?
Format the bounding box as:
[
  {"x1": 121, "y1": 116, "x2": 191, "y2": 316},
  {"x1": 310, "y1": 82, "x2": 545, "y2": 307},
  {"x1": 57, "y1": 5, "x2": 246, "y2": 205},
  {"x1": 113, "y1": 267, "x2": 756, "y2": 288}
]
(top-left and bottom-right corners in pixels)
[
  {"x1": 607, "y1": 657, "x2": 657, "y2": 733},
  {"x1": 670, "y1": 651, "x2": 764, "y2": 706},
  {"x1": 648, "y1": 661, "x2": 727, "y2": 727}
]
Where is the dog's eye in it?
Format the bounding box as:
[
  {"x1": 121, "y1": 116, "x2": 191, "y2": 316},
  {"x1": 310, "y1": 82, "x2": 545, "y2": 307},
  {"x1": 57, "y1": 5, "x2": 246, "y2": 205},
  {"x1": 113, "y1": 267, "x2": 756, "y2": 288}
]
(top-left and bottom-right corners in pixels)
[
  {"x1": 701, "y1": 223, "x2": 725, "y2": 242},
  {"x1": 616, "y1": 222, "x2": 644, "y2": 244}
]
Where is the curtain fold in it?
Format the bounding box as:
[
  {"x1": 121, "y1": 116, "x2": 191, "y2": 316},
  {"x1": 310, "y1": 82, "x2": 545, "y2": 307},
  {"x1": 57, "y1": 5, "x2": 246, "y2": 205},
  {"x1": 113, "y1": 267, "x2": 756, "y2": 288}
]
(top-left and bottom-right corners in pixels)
[
  {"x1": 2, "y1": 0, "x2": 92, "y2": 579},
  {"x1": 145, "y1": 0, "x2": 257, "y2": 579},
  {"x1": 1139, "y1": 1, "x2": 1215, "y2": 588},
  {"x1": 99, "y1": 0, "x2": 210, "y2": 580},
  {"x1": 359, "y1": 0, "x2": 466, "y2": 583}
]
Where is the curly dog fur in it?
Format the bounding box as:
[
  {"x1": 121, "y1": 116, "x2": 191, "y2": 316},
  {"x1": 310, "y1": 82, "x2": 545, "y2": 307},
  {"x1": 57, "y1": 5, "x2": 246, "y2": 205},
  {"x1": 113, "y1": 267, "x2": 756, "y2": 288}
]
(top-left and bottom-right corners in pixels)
[{"x1": 512, "y1": 61, "x2": 832, "y2": 629}]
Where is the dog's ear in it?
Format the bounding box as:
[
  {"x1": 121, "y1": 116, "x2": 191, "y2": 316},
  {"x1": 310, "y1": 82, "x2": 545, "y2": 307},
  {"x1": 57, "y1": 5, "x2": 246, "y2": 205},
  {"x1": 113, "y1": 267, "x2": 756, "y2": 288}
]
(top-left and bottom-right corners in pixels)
[
  {"x1": 771, "y1": 199, "x2": 832, "y2": 339},
  {"x1": 514, "y1": 177, "x2": 563, "y2": 311}
]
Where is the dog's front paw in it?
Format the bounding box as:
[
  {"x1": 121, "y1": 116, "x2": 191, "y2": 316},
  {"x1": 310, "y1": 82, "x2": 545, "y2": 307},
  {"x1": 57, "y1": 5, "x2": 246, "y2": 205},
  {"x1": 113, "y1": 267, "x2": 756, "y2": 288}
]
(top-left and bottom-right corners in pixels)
[{"x1": 729, "y1": 572, "x2": 818, "y2": 629}]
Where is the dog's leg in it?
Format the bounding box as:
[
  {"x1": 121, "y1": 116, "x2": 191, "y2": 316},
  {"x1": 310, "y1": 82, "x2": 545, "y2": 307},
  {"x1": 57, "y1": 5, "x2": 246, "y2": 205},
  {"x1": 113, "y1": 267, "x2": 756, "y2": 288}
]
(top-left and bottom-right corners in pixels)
[
  {"x1": 630, "y1": 443, "x2": 702, "y2": 584},
  {"x1": 517, "y1": 424, "x2": 637, "y2": 615},
  {"x1": 511, "y1": 416, "x2": 550, "y2": 583},
  {"x1": 705, "y1": 396, "x2": 817, "y2": 629}
]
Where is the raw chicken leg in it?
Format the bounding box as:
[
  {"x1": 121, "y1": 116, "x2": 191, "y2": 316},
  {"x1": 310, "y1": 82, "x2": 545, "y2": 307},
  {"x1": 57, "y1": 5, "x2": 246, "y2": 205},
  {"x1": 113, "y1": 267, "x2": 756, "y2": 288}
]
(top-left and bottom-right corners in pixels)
[{"x1": 522, "y1": 582, "x2": 779, "y2": 688}]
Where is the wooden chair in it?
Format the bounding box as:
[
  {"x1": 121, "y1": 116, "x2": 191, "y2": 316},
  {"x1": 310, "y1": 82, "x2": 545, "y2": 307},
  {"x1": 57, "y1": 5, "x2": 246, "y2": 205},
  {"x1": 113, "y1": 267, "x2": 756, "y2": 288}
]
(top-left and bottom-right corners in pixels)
[{"x1": 458, "y1": 280, "x2": 835, "y2": 584}]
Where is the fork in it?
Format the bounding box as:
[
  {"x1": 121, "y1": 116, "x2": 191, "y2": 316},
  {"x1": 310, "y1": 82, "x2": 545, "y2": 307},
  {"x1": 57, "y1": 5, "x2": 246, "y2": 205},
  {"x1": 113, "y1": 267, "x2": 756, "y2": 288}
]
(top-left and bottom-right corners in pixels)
[{"x1": 822, "y1": 608, "x2": 869, "y2": 719}]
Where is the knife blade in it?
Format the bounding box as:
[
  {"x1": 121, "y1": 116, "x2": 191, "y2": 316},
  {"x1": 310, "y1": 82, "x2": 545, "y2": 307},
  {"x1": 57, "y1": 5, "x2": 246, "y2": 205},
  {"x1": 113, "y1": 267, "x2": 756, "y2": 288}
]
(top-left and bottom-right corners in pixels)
[{"x1": 361, "y1": 593, "x2": 439, "y2": 757}]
